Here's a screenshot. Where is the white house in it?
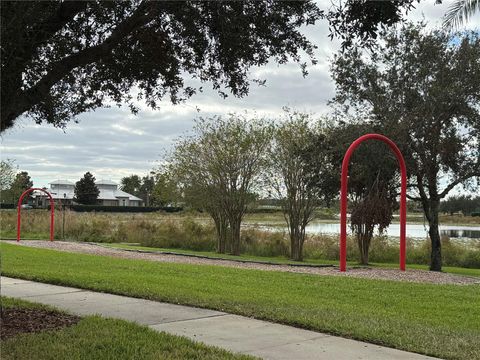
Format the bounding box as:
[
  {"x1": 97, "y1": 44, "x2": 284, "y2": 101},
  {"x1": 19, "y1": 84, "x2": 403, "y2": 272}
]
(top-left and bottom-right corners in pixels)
[
  {"x1": 95, "y1": 179, "x2": 143, "y2": 206},
  {"x1": 34, "y1": 179, "x2": 143, "y2": 207},
  {"x1": 33, "y1": 180, "x2": 75, "y2": 207}
]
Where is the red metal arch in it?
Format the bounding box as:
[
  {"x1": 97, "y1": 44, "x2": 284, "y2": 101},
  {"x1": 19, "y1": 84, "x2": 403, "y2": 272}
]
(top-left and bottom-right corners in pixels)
[
  {"x1": 17, "y1": 188, "x2": 55, "y2": 242},
  {"x1": 340, "y1": 134, "x2": 407, "y2": 272}
]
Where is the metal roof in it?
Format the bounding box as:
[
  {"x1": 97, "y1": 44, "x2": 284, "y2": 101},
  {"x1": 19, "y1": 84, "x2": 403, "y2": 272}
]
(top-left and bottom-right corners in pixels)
[
  {"x1": 95, "y1": 179, "x2": 118, "y2": 186},
  {"x1": 34, "y1": 186, "x2": 142, "y2": 202},
  {"x1": 49, "y1": 179, "x2": 75, "y2": 185},
  {"x1": 98, "y1": 189, "x2": 143, "y2": 201}
]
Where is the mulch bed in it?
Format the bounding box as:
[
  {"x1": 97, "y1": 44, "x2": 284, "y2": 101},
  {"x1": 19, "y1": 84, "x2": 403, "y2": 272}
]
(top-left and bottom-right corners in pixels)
[{"x1": 0, "y1": 307, "x2": 81, "y2": 340}]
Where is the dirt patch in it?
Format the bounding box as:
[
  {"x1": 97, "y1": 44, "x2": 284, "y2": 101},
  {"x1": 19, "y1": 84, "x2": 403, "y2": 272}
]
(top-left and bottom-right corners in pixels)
[
  {"x1": 4, "y1": 240, "x2": 480, "y2": 285},
  {"x1": 0, "y1": 307, "x2": 80, "y2": 340}
]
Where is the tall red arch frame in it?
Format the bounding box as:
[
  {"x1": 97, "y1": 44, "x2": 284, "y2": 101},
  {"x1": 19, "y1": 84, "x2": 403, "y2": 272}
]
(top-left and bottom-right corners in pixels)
[
  {"x1": 340, "y1": 134, "x2": 407, "y2": 272},
  {"x1": 17, "y1": 188, "x2": 55, "y2": 242}
]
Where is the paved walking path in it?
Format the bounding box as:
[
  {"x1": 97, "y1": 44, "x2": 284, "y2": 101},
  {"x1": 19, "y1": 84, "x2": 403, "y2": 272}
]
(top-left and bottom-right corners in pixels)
[{"x1": 1, "y1": 277, "x2": 438, "y2": 360}]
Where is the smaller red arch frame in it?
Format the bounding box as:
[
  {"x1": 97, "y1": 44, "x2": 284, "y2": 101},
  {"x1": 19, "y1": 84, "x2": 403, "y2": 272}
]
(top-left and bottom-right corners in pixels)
[
  {"x1": 340, "y1": 134, "x2": 407, "y2": 272},
  {"x1": 17, "y1": 188, "x2": 55, "y2": 242}
]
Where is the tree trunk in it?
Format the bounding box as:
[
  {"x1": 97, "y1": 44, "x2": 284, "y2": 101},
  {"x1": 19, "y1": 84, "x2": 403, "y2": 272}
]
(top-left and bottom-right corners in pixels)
[
  {"x1": 428, "y1": 204, "x2": 442, "y2": 271},
  {"x1": 289, "y1": 225, "x2": 305, "y2": 261},
  {"x1": 230, "y1": 218, "x2": 241, "y2": 256},
  {"x1": 218, "y1": 227, "x2": 226, "y2": 254},
  {"x1": 290, "y1": 224, "x2": 296, "y2": 260},
  {"x1": 353, "y1": 224, "x2": 372, "y2": 266},
  {"x1": 422, "y1": 197, "x2": 443, "y2": 271},
  {"x1": 290, "y1": 235, "x2": 299, "y2": 261},
  {"x1": 211, "y1": 211, "x2": 228, "y2": 254},
  {"x1": 214, "y1": 219, "x2": 225, "y2": 254},
  {"x1": 358, "y1": 235, "x2": 370, "y2": 265},
  {"x1": 429, "y1": 225, "x2": 442, "y2": 271},
  {"x1": 297, "y1": 235, "x2": 304, "y2": 262},
  {"x1": 220, "y1": 216, "x2": 228, "y2": 254}
]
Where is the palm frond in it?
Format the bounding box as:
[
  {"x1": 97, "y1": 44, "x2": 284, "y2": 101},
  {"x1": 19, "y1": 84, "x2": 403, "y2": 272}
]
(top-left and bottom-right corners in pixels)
[{"x1": 443, "y1": 0, "x2": 480, "y2": 29}]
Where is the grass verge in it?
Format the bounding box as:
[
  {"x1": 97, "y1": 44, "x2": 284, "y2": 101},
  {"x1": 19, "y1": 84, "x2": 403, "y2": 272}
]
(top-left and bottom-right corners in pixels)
[
  {"x1": 100, "y1": 242, "x2": 338, "y2": 266},
  {"x1": 102, "y1": 242, "x2": 480, "y2": 277},
  {"x1": 1, "y1": 243, "x2": 479, "y2": 360},
  {"x1": 0, "y1": 297, "x2": 254, "y2": 360}
]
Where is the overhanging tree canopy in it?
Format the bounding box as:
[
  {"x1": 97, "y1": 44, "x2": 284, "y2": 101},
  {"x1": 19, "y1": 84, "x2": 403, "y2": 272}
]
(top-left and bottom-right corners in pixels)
[
  {"x1": 1, "y1": 0, "x2": 432, "y2": 133},
  {"x1": 0, "y1": 1, "x2": 322, "y2": 132}
]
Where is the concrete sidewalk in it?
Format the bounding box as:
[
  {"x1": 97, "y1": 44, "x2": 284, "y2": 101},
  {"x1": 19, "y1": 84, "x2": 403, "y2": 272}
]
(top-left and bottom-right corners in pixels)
[{"x1": 1, "y1": 277, "x2": 437, "y2": 360}]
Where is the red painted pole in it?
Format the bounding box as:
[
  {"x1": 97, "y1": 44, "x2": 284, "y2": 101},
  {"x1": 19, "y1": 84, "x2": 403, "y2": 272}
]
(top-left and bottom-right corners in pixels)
[
  {"x1": 49, "y1": 196, "x2": 55, "y2": 241},
  {"x1": 17, "y1": 188, "x2": 55, "y2": 242},
  {"x1": 339, "y1": 134, "x2": 407, "y2": 272},
  {"x1": 339, "y1": 150, "x2": 350, "y2": 272},
  {"x1": 16, "y1": 192, "x2": 25, "y2": 242},
  {"x1": 397, "y1": 150, "x2": 407, "y2": 271}
]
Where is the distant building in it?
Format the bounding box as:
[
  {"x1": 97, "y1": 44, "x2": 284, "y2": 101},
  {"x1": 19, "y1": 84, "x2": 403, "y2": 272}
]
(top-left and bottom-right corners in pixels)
[
  {"x1": 34, "y1": 179, "x2": 143, "y2": 207},
  {"x1": 95, "y1": 179, "x2": 143, "y2": 207}
]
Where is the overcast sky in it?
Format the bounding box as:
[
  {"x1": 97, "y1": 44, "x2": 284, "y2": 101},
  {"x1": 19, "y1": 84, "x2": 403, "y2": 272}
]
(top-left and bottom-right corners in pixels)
[{"x1": 1, "y1": 0, "x2": 479, "y2": 189}]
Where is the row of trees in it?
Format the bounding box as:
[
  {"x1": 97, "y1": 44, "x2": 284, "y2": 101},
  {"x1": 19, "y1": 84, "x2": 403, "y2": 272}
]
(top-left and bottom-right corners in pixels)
[
  {"x1": 75, "y1": 172, "x2": 175, "y2": 206},
  {"x1": 0, "y1": 163, "x2": 177, "y2": 207},
  {"x1": 0, "y1": 166, "x2": 101, "y2": 206},
  {"x1": 119, "y1": 172, "x2": 177, "y2": 207},
  {"x1": 0, "y1": 160, "x2": 33, "y2": 203},
  {"x1": 166, "y1": 23, "x2": 480, "y2": 271},
  {"x1": 441, "y1": 196, "x2": 480, "y2": 216},
  {"x1": 165, "y1": 113, "x2": 398, "y2": 263}
]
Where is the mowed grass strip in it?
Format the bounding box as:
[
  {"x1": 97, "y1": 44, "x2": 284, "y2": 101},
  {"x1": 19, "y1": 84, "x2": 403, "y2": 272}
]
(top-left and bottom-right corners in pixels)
[
  {"x1": 100, "y1": 242, "x2": 339, "y2": 266},
  {"x1": 1, "y1": 243, "x2": 479, "y2": 360},
  {"x1": 0, "y1": 297, "x2": 255, "y2": 360},
  {"x1": 102, "y1": 242, "x2": 480, "y2": 277}
]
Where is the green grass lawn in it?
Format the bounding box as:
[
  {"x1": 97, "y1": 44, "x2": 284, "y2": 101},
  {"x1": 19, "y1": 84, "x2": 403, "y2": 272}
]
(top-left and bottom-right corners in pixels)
[
  {"x1": 0, "y1": 297, "x2": 254, "y2": 360},
  {"x1": 102, "y1": 242, "x2": 480, "y2": 277},
  {"x1": 101, "y1": 242, "x2": 339, "y2": 266},
  {"x1": 1, "y1": 243, "x2": 479, "y2": 360}
]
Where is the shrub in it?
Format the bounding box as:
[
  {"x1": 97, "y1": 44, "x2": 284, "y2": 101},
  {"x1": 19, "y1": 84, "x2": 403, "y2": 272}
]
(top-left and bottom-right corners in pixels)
[
  {"x1": 460, "y1": 250, "x2": 480, "y2": 268},
  {"x1": 241, "y1": 228, "x2": 289, "y2": 257},
  {"x1": 304, "y1": 234, "x2": 340, "y2": 260},
  {"x1": 65, "y1": 212, "x2": 112, "y2": 242},
  {"x1": 0, "y1": 203, "x2": 15, "y2": 209},
  {"x1": 139, "y1": 218, "x2": 216, "y2": 251},
  {"x1": 246, "y1": 208, "x2": 282, "y2": 214}
]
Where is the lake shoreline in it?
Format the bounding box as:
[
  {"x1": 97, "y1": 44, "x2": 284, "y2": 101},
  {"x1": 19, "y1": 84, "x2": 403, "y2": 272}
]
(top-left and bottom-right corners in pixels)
[{"x1": 243, "y1": 221, "x2": 480, "y2": 242}]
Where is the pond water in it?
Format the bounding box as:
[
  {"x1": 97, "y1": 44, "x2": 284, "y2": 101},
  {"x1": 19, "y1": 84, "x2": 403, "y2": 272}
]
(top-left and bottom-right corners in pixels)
[
  {"x1": 305, "y1": 223, "x2": 480, "y2": 239},
  {"x1": 258, "y1": 222, "x2": 480, "y2": 242}
]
